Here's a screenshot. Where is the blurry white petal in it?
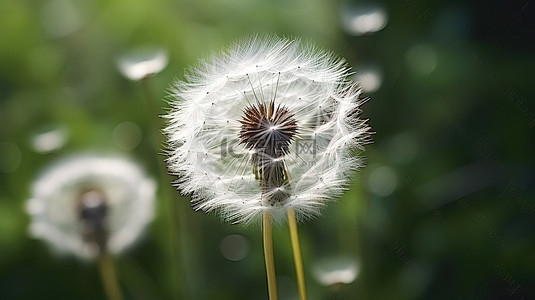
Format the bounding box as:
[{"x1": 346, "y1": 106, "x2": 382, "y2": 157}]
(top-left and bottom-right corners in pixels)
[
  {"x1": 340, "y1": 3, "x2": 388, "y2": 36},
  {"x1": 117, "y1": 47, "x2": 168, "y2": 81},
  {"x1": 313, "y1": 256, "x2": 359, "y2": 286},
  {"x1": 31, "y1": 128, "x2": 67, "y2": 153},
  {"x1": 353, "y1": 65, "x2": 383, "y2": 93}
]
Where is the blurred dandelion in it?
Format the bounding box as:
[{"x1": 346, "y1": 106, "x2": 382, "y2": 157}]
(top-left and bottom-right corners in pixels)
[
  {"x1": 340, "y1": 2, "x2": 388, "y2": 36},
  {"x1": 117, "y1": 47, "x2": 168, "y2": 81},
  {"x1": 26, "y1": 154, "x2": 156, "y2": 300},
  {"x1": 352, "y1": 65, "x2": 383, "y2": 94},
  {"x1": 31, "y1": 127, "x2": 67, "y2": 153},
  {"x1": 165, "y1": 36, "x2": 371, "y2": 300},
  {"x1": 312, "y1": 256, "x2": 359, "y2": 287}
]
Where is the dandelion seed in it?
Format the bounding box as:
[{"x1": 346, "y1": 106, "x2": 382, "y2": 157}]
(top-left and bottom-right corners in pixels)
[
  {"x1": 26, "y1": 154, "x2": 156, "y2": 260},
  {"x1": 165, "y1": 36, "x2": 371, "y2": 224},
  {"x1": 340, "y1": 3, "x2": 388, "y2": 36},
  {"x1": 312, "y1": 256, "x2": 359, "y2": 286},
  {"x1": 117, "y1": 47, "x2": 168, "y2": 81}
]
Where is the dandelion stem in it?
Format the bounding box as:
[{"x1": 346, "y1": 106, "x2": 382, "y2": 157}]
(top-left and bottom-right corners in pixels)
[
  {"x1": 288, "y1": 208, "x2": 307, "y2": 300},
  {"x1": 99, "y1": 252, "x2": 123, "y2": 300},
  {"x1": 263, "y1": 211, "x2": 278, "y2": 300}
]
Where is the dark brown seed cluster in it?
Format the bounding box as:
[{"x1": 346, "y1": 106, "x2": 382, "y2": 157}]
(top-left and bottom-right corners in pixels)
[
  {"x1": 239, "y1": 100, "x2": 298, "y2": 205},
  {"x1": 239, "y1": 100, "x2": 297, "y2": 157},
  {"x1": 77, "y1": 188, "x2": 109, "y2": 253}
]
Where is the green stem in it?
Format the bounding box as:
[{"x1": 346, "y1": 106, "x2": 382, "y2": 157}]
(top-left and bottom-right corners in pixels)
[
  {"x1": 99, "y1": 252, "x2": 123, "y2": 300},
  {"x1": 263, "y1": 211, "x2": 278, "y2": 300},
  {"x1": 288, "y1": 208, "x2": 307, "y2": 300}
]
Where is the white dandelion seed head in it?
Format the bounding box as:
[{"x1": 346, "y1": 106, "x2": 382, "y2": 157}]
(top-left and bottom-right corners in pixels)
[
  {"x1": 26, "y1": 154, "x2": 156, "y2": 259},
  {"x1": 165, "y1": 35, "x2": 372, "y2": 224}
]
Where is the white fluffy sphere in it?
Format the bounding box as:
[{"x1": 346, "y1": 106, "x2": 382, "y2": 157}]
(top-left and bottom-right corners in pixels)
[{"x1": 165, "y1": 36, "x2": 371, "y2": 224}]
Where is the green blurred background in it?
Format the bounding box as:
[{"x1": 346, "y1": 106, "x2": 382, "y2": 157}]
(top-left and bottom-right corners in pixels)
[{"x1": 1, "y1": 0, "x2": 534, "y2": 299}]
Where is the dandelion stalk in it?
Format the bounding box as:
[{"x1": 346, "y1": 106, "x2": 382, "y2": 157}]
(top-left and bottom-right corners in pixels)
[
  {"x1": 288, "y1": 207, "x2": 307, "y2": 300},
  {"x1": 263, "y1": 211, "x2": 278, "y2": 300},
  {"x1": 99, "y1": 252, "x2": 123, "y2": 300}
]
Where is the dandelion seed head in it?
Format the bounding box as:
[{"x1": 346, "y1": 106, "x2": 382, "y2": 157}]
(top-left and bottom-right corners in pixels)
[
  {"x1": 26, "y1": 155, "x2": 156, "y2": 259},
  {"x1": 165, "y1": 36, "x2": 371, "y2": 224}
]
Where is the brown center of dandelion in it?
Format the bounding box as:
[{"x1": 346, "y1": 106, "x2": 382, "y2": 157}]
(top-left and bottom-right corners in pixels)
[
  {"x1": 239, "y1": 100, "x2": 297, "y2": 205},
  {"x1": 77, "y1": 188, "x2": 109, "y2": 253}
]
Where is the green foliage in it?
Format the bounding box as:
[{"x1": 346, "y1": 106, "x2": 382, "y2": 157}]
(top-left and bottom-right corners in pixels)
[{"x1": 1, "y1": 0, "x2": 534, "y2": 299}]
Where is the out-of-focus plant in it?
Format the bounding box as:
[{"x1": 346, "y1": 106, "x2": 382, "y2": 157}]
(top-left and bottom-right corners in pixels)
[{"x1": 26, "y1": 154, "x2": 156, "y2": 300}]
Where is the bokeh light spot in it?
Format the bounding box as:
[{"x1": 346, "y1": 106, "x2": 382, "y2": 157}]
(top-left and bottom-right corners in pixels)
[
  {"x1": 406, "y1": 45, "x2": 437, "y2": 75},
  {"x1": 313, "y1": 255, "x2": 359, "y2": 286},
  {"x1": 368, "y1": 165, "x2": 398, "y2": 197},
  {"x1": 353, "y1": 65, "x2": 383, "y2": 93},
  {"x1": 117, "y1": 47, "x2": 168, "y2": 81},
  {"x1": 220, "y1": 234, "x2": 249, "y2": 261},
  {"x1": 112, "y1": 121, "x2": 143, "y2": 151},
  {"x1": 31, "y1": 128, "x2": 67, "y2": 153},
  {"x1": 41, "y1": 0, "x2": 81, "y2": 37},
  {"x1": 340, "y1": 3, "x2": 388, "y2": 36}
]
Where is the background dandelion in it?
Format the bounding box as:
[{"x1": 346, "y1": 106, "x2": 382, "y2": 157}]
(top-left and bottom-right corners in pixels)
[
  {"x1": 26, "y1": 155, "x2": 156, "y2": 259},
  {"x1": 0, "y1": 0, "x2": 534, "y2": 299},
  {"x1": 25, "y1": 154, "x2": 155, "y2": 300}
]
